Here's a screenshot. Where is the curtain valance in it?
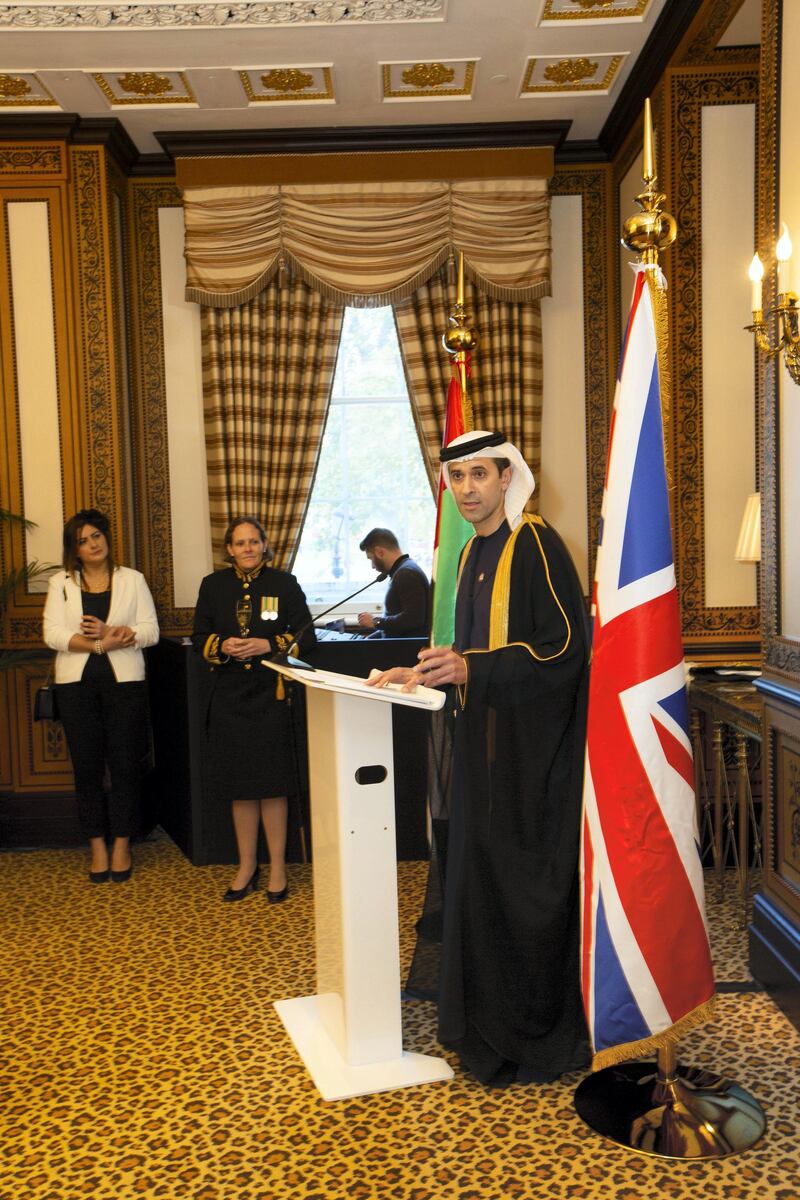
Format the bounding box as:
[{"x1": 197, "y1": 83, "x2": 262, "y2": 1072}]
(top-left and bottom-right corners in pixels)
[{"x1": 183, "y1": 179, "x2": 551, "y2": 308}]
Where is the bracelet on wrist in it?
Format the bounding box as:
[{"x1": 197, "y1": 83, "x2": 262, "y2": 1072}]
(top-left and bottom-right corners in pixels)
[{"x1": 94, "y1": 639, "x2": 105, "y2": 656}]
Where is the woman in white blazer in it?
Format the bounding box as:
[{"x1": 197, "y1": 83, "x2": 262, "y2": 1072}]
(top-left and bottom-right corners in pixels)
[{"x1": 43, "y1": 509, "x2": 159, "y2": 883}]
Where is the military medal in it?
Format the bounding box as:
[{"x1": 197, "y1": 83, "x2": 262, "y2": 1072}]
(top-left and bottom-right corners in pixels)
[{"x1": 261, "y1": 596, "x2": 279, "y2": 621}]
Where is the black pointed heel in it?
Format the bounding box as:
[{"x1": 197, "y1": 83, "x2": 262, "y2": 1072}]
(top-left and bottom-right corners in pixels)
[
  {"x1": 111, "y1": 864, "x2": 133, "y2": 883},
  {"x1": 89, "y1": 869, "x2": 110, "y2": 884},
  {"x1": 267, "y1": 882, "x2": 289, "y2": 904},
  {"x1": 223, "y1": 866, "x2": 260, "y2": 902}
]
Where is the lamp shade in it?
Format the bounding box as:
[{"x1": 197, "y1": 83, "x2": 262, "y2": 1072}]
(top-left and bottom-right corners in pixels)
[{"x1": 735, "y1": 493, "x2": 761, "y2": 563}]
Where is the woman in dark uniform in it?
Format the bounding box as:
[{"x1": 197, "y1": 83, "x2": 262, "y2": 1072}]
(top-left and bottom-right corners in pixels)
[{"x1": 192, "y1": 516, "x2": 315, "y2": 903}]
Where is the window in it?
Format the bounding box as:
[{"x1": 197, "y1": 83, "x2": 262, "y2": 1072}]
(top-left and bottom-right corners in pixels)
[{"x1": 294, "y1": 307, "x2": 435, "y2": 609}]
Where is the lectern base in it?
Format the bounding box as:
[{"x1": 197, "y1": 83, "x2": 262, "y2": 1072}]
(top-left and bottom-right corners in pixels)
[{"x1": 275, "y1": 996, "x2": 455, "y2": 1101}]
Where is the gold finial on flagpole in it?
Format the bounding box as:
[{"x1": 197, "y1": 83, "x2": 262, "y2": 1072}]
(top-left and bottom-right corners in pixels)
[
  {"x1": 442, "y1": 251, "x2": 477, "y2": 430},
  {"x1": 622, "y1": 96, "x2": 676, "y2": 266},
  {"x1": 642, "y1": 96, "x2": 656, "y2": 183}
]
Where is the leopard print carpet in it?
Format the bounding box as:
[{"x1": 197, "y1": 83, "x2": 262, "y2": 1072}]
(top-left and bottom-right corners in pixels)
[{"x1": 2, "y1": 832, "x2": 798, "y2": 1200}]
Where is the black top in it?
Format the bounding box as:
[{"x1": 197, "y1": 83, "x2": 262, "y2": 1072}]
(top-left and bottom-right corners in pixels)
[
  {"x1": 81, "y1": 589, "x2": 114, "y2": 683},
  {"x1": 191, "y1": 562, "x2": 314, "y2": 800},
  {"x1": 191, "y1": 562, "x2": 316, "y2": 681},
  {"x1": 377, "y1": 554, "x2": 430, "y2": 638},
  {"x1": 454, "y1": 522, "x2": 509, "y2": 651}
]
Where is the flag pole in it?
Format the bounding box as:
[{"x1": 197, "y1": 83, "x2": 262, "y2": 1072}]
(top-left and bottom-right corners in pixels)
[
  {"x1": 573, "y1": 99, "x2": 765, "y2": 1159},
  {"x1": 457, "y1": 253, "x2": 469, "y2": 424},
  {"x1": 429, "y1": 250, "x2": 478, "y2": 648},
  {"x1": 443, "y1": 251, "x2": 475, "y2": 431}
]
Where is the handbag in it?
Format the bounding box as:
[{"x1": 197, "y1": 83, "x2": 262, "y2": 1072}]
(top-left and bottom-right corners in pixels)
[{"x1": 34, "y1": 664, "x2": 59, "y2": 723}]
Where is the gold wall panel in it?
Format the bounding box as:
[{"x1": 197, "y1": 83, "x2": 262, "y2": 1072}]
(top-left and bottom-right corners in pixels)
[
  {"x1": 551, "y1": 164, "x2": 615, "y2": 589},
  {"x1": 680, "y1": 0, "x2": 761, "y2": 66},
  {"x1": 0, "y1": 142, "x2": 67, "y2": 179},
  {"x1": 69, "y1": 146, "x2": 132, "y2": 566},
  {"x1": 107, "y1": 159, "x2": 138, "y2": 562},
  {"x1": 127, "y1": 179, "x2": 188, "y2": 636},
  {"x1": 12, "y1": 666, "x2": 74, "y2": 790},
  {"x1": 0, "y1": 177, "x2": 83, "y2": 649},
  {"x1": 663, "y1": 63, "x2": 760, "y2": 651},
  {"x1": 0, "y1": 140, "x2": 133, "y2": 803}
]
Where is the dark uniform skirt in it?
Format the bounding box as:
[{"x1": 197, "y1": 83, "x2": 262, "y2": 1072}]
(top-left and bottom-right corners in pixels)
[{"x1": 207, "y1": 668, "x2": 296, "y2": 802}]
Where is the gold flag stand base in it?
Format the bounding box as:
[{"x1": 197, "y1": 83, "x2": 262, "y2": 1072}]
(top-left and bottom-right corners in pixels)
[{"x1": 573, "y1": 1045, "x2": 766, "y2": 1159}]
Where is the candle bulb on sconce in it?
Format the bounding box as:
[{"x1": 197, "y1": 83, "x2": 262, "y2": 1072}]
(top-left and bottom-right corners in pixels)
[
  {"x1": 746, "y1": 222, "x2": 800, "y2": 385},
  {"x1": 776, "y1": 222, "x2": 793, "y2": 293},
  {"x1": 749, "y1": 253, "x2": 764, "y2": 315}
]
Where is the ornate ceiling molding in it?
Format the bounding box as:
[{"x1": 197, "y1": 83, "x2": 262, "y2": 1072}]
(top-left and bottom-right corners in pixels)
[
  {"x1": 239, "y1": 66, "x2": 335, "y2": 104},
  {"x1": 0, "y1": 0, "x2": 444, "y2": 30},
  {"x1": 382, "y1": 59, "x2": 476, "y2": 101}
]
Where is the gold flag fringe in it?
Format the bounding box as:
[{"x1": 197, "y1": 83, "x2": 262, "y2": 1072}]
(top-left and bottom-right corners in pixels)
[
  {"x1": 591, "y1": 993, "x2": 717, "y2": 1072},
  {"x1": 645, "y1": 268, "x2": 673, "y2": 491}
]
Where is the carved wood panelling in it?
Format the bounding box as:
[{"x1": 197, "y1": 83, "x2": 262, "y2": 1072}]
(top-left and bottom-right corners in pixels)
[
  {"x1": 0, "y1": 141, "x2": 130, "y2": 801},
  {"x1": 13, "y1": 665, "x2": 74, "y2": 789},
  {"x1": 779, "y1": 741, "x2": 800, "y2": 883},
  {"x1": 664, "y1": 64, "x2": 760, "y2": 650},
  {"x1": 0, "y1": 143, "x2": 66, "y2": 179},
  {"x1": 763, "y1": 697, "x2": 800, "y2": 930},
  {"x1": 0, "y1": 669, "x2": 12, "y2": 790},
  {"x1": 0, "y1": 177, "x2": 81, "y2": 648},
  {"x1": 107, "y1": 159, "x2": 138, "y2": 561},
  {"x1": 551, "y1": 164, "x2": 614, "y2": 587},
  {"x1": 680, "y1": 0, "x2": 760, "y2": 66},
  {"x1": 70, "y1": 146, "x2": 132, "y2": 565},
  {"x1": 127, "y1": 180, "x2": 189, "y2": 637}
]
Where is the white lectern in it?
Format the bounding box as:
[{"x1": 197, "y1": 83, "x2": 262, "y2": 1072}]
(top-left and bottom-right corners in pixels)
[{"x1": 264, "y1": 661, "x2": 454, "y2": 1101}]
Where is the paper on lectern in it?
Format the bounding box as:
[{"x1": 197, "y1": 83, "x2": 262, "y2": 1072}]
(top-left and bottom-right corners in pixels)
[{"x1": 262, "y1": 659, "x2": 446, "y2": 711}]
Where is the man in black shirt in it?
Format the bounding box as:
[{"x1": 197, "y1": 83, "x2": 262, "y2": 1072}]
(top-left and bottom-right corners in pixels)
[{"x1": 357, "y1": 528, "x2": 430, "y2": 638}]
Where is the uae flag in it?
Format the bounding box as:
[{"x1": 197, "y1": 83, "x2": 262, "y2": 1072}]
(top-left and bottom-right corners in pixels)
[
  {"x1": 430, "y1": 366, "x2": 473, "y2": 647},
  {"x1": 580, "y1": 266, "x2": 715, "y2": 1069}
]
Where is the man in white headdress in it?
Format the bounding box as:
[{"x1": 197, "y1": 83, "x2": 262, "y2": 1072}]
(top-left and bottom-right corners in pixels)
[{"x1": 370, "y1": 430, "x2": 590, "y2": 1086}]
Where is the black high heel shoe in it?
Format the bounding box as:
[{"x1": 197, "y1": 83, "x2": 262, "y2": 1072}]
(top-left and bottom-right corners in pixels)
[
  {"x1": 111, "y1": 864, "x2": 133, "y2": 883},
  {"x1": 89, "y1": 869, "x2": 110, "y2": 884},
  {"x1": 223, "y1": 866, "x2": 260, "y2": 902},
  {"x1": 267, "y1": 881, "x2": 289, "y2": 904}
]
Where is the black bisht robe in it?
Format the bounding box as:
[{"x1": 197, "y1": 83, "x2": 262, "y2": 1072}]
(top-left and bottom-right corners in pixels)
[{"x1": 437, "y1": 515, "x2": 591, "y2": 1085}]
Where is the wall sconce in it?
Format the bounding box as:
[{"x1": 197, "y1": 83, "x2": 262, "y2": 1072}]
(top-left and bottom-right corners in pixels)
[
  {"x1": 746, "y1": 224, "x2": 800, "y2": 384},
  {"x1": 734, "y1": 492, "x2": 761, "y2": 564}
]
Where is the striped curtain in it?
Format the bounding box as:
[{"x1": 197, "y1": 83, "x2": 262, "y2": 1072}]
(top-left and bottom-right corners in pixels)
[
  {"x1": 201, "y1": 276, "x2": 344, "y2": 568},
  {"x1": 394, "y1": 267, "x2": 543, "y2": 507}
]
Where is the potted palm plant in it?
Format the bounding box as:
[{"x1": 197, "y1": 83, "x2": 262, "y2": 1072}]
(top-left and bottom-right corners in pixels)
[{"x1": 0, "y1": 509, "x2": 57, "y2": 671}]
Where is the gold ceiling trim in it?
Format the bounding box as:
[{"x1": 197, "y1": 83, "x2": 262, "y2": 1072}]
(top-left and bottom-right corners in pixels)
[
  {"x1": 541, "y1": 0, "x2": 650, "y2": 19},
  {"x1": 402, "y1": 62, "x2": 455, "y2": 88},
  {"x1": 239, "y1": 66, "x2": 334, "y2": 104},
  {"x1": 92, "y1": 70, "x2": 196, "y2": 106},
  {"x1": 0, "y1": 72, "x2": 57, "y2": 107},
  {"x1": 522, "y1": 54, "x2": 624, "y2": 94},
  {"x1": 382, "y1": 61, "x2": 476, "y2": 100}
]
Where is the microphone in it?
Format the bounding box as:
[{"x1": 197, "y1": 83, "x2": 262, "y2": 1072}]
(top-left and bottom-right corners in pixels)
[{"x1": 267, "y1": 572, "x2": 389, "y2": 671}]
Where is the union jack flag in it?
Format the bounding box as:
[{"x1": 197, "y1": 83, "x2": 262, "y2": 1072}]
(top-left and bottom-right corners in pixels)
[{"x1": 581, "y1": 266, "x2": 715, "y2": 1069}]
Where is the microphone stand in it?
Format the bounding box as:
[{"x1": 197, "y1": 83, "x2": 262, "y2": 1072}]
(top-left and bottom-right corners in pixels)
[{"x1": 267, "y1": 572, "x2": 389, "y2": 671}]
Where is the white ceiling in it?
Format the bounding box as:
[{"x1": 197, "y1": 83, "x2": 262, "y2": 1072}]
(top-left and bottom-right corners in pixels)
[{"x1": 0, "y1": 0, "x2": 761, "y2": 155}]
